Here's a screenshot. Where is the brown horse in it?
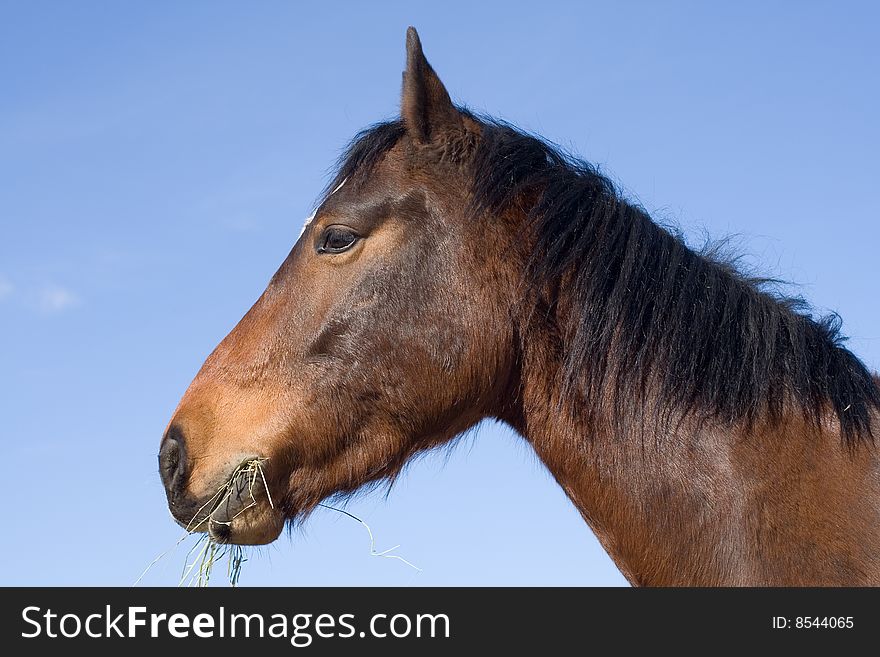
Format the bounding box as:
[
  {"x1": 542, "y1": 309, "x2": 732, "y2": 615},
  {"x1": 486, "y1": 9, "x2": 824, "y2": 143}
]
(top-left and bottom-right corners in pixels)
[{"x1": 160, "y1": 27, "x2": 880, "y2": 586}]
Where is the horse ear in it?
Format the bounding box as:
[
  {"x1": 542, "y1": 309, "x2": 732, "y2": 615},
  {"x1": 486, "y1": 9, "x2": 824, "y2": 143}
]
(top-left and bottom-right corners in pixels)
[{"x1": 401, "y1": 26, "x2": 463, "y2": 144}]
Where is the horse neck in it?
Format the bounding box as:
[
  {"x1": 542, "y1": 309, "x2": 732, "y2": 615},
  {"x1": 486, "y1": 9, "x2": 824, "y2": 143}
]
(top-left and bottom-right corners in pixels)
[{"x1": 505, "y1": 319, "x2": 880, "y2": 586}]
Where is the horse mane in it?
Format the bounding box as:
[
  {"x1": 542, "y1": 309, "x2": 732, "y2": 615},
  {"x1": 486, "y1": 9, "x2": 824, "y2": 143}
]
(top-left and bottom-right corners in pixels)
[{"x1": 327, "y1": 114, "x2": 880, "y2": 446}]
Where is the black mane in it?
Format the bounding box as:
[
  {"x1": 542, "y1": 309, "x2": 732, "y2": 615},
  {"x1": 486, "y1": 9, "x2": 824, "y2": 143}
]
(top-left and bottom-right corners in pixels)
[{"x1": 327, "y1": 115, "x2": 879, "y2": 445}]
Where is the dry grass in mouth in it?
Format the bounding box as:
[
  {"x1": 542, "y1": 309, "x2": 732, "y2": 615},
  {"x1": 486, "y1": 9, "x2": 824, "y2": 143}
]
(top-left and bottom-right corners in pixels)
[
  {"x1": 177, "y1": 458, "x2": 272, "y2": 587},
  {"x1": 136, "y1": 459, "x2": 422, "y2": 586},
  {"x1": 134, "y1": 458, "x2": 270, "y2": 588}
]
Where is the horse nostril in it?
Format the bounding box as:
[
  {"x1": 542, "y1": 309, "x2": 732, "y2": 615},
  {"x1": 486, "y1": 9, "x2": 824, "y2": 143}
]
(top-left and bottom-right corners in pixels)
[{"x1": 159, "y1": 426, "x2": 188, "y2": 498}]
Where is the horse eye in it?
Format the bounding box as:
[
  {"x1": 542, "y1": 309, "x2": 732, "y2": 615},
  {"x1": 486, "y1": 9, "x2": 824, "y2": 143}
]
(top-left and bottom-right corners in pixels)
[{"x1": 316, "y1": 227, "x2": 359, "y2": 254}]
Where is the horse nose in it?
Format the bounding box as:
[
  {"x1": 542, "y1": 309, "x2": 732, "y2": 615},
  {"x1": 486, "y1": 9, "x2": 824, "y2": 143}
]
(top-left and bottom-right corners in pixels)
[{"x1": 159, "y1": 425, "x2": 189, "y2": 500}]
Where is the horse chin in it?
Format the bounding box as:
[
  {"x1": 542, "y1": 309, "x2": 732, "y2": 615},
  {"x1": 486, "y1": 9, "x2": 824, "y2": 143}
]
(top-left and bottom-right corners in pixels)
[{"x1": 207, "y1": 507, "x2": 285, "y2": 545}]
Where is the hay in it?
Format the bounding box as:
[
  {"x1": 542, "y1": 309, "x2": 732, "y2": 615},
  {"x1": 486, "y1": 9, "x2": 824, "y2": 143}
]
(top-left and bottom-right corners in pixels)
[
  {"x1": 135, "y1": 459, "x2": 270, "y2": 587},
  {"x1": 136, "y1": 459, "x2": 422, "y2": 586},
  {"x1": 178, "y1": 535, "x2": 248, "y2": 587},
  {"x1": 178, "y1": 458, "x2": 269, "y2": 587},
  {"x1": 318, "y1": 503, "x2": 422, "y2": 574}
]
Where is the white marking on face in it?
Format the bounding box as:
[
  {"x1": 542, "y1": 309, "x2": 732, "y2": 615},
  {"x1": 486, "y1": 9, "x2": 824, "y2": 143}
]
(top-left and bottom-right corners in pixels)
[
  {"x1": 298, "y1": 177, "x2": 347, "y2": 238},
  {"x1": 298, "y1": 210, "x2": 316, "y2": 238},
  {"x1": 329, "y1": 178, "x2": 348, "y2": 196}
]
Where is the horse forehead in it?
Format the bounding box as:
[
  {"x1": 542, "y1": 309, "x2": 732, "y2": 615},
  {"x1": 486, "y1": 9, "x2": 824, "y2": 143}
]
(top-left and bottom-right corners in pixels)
[
  {"x1": 316, "y1": 182, "x2": 434, "y2": 222},
  {"x1": 299, "y1": 178, "x2": 348, "y2": 236}
]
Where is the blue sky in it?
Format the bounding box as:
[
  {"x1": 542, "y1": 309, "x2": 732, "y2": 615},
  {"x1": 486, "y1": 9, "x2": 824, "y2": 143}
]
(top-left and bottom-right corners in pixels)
[{"x1": 2, "y1": 2, "x2": 878, "y2": 586}]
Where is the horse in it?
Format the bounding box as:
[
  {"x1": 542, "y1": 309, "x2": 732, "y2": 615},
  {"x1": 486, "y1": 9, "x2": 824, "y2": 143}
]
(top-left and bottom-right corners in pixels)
[{"x1": 159, "y1": 27, "x2": 880, "y2": 586}]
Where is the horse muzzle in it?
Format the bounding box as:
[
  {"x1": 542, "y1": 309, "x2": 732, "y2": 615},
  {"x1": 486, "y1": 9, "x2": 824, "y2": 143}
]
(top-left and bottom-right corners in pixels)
[{"x1": 159, "y1": 427, "x2": 284, "y2": 545}]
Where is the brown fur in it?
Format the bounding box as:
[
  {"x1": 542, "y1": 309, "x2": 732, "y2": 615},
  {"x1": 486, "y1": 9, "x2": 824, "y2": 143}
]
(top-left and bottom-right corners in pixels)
[{"x1": 160, "y1": 27, "x2": 880, "y2": 585}]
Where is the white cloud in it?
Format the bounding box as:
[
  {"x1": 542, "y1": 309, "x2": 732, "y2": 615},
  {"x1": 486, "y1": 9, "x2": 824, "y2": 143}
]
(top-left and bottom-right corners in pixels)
[
  {"x1": 0, "y1": 276, "x2": 12, "y2": 301},
  {"x1": 38, "y1": 285, "x2": 80, "y2": 313}
]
